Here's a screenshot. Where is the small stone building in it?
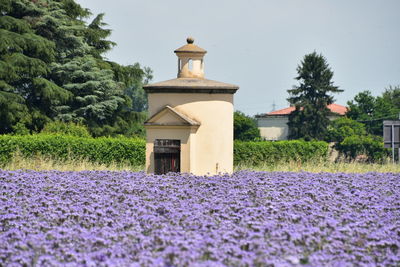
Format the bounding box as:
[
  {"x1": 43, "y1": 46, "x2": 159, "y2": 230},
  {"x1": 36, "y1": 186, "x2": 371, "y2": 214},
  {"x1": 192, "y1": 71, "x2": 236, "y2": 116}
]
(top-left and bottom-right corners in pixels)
[
  {"x1": 143, "y1": 38, "x2": 239, "y2": 175},
  {"x1": 256, "y1": 103, "x2": 347, "y2": 140}
]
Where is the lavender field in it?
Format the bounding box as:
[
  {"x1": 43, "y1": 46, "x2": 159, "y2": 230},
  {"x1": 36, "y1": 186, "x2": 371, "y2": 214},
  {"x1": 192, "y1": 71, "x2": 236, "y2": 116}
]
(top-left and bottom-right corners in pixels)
[{"x1": 1, "y1": 170, "x2": 399, "y2": 266}]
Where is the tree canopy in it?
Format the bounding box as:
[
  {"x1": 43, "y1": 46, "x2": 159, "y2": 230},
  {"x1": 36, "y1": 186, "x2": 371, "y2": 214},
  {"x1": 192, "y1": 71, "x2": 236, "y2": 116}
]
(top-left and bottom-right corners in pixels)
[
  {"x1": 0, "y1": 0, "x2": 150, "y2": 137},
  {"x1": 346, "y1": 87, "x2": 400, "y2": 136},
  {"x1": 287, "y1": 52, "x2": 343, "y2": 140},
  {"x1": 325, "y1": 117, "x2": 367, "y2": 143},
  {"x1": 234, "y1": 111, "x2": 261, "y2": 141}
]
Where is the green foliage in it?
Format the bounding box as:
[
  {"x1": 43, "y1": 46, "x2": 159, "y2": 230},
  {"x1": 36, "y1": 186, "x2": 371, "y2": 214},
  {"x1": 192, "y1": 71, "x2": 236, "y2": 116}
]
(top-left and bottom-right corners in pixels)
[
  {"x1": 0, "y1": 4, "x2": 62, "y2": 133},
  {"x1": 382, "y1": 85, "x2": 400, "y2": 109},
  {"x1": 61, "y1": 0, "x2": 91, "y2": 19},
  {"x1": 287, "y1": 52, "x2": 343, "y2": 140},
  {"x1": 112, "y1": 62, "x2": 152, "y2": 113},
  {"x1": 0, "y1": 0, "x2": 150, "y2": 136},
  {"x1": 336, "y1": 135, "x2": 389, "y2": 162},
  {"x1": 325, "y1": 117, "x2": 388, "y2": 162},
  {"x1": 0, "y1": 135, "x2": 145, "y2": 166},
  {"x1": 41, "y1": 121, "x2": 91, "y2": 138},
  {"x1": 346, "y1": 91, "x2": 375, "y2": 120},
  {"x1": 53, "y1": 56, "x2": 125, "y2": 123},
  {"x1": 326, "y1": 117, "x2": 367, "y2": 143},
  {"x1": 87, "y1": 111, "x2": 147, "y2": 138},
  {"x1": 0, "y1": 91, "x2": 28, "y2": 133},
  {"x1": 234, "y1": 111, "x2": 261, "y2": 141},
  {"x1": 85, "y1": 13, "x2": 116, "y2": 58},
  {"x1": 12, "y1": 122, "x2": 30, "y2": 135},
  {"x1": 347, "y1": 88, "x2": 400, "y2": 136},
  {"x1": 234, "y1": 140, "x2": 329, "y2": 166}
]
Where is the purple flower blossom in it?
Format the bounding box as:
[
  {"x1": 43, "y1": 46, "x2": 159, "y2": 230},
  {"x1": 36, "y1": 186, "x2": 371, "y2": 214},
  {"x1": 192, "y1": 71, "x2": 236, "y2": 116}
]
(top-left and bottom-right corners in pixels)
[{"x1": 0, "y1": 170, "x2": 399, "y2": 266}]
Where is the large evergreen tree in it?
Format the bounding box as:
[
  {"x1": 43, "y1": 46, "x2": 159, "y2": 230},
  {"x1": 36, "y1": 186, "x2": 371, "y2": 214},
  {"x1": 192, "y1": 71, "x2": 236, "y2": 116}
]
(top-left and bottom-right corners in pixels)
[
  {"x1": 0, "y1": 0, "x2": 71, "y2": 133},
  {"x1": 0, "y1": 0, "x2": 150, "y2": 136},
  {"x1": 287, "y1": 52, "x2": 343, "y2": 140}
]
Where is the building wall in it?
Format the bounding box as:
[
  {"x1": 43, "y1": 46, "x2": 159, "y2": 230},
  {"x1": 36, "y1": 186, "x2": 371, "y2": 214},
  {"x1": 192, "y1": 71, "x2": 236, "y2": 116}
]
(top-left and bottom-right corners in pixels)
[
  {"x1": 257, "y1": 115, "x2": 342, "y2": 141},
  {"x1": 257, "y1": 116, "x2": 289, "y2": 141},
  {"x1": 146, "y1": 93, "x2": 234, "y2": 175}
]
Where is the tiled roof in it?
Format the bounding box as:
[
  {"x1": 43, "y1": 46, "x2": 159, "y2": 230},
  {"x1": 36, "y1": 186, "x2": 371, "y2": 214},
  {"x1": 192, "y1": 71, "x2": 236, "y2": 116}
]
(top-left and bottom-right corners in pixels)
[
  {"x1": 267, "y1": 106, "x2": 296, "y2": 115},
  {"x1": 265, "y1": 103, "x2": 347, "y2": 116}
]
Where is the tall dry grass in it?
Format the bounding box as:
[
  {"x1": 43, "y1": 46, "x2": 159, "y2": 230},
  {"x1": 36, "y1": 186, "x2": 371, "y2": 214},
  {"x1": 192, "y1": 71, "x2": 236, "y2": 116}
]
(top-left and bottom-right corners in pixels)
[
  {"x1": 1, "y1": 152, "x2": 399, "y2": 173},
  {"x1": 235, "y1": 159, "x2": 400, "y2": 173},
  {"x1": 1, "y1": 152, "x2": 143, "y2": 172}
]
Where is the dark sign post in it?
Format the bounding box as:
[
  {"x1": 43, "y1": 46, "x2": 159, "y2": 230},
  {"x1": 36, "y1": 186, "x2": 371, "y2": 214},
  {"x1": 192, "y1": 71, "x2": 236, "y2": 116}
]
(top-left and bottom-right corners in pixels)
[{"x1": 383, "y1": 120, "x2": 400, "y2": 163}]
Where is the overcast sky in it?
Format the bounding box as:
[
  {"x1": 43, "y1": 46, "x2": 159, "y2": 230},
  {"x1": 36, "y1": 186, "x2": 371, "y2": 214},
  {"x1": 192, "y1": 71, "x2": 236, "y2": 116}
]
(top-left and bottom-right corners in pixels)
[{"x1": 76, "y1": 0, "x2": 400, "y2": 115}]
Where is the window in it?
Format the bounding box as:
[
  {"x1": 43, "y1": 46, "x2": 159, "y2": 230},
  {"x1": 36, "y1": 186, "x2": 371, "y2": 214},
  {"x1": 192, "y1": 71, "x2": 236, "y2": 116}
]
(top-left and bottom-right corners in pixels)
[{"x1": 188, "y1": 59, "x2": 193, "y2": 71}]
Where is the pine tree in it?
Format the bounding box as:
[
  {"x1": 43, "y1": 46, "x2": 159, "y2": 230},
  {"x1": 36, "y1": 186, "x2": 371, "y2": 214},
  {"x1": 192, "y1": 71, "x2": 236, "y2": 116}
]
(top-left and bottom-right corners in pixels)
[{"x1": 287, "y1": 52, "x2": 343, "y2": 140}]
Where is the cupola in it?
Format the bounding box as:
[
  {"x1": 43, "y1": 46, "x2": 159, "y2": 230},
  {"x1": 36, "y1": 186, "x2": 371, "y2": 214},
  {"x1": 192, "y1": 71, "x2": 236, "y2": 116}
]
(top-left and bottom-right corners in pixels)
[{"x1": 174, "y1": 37, "x2": 207, "y2": 78}]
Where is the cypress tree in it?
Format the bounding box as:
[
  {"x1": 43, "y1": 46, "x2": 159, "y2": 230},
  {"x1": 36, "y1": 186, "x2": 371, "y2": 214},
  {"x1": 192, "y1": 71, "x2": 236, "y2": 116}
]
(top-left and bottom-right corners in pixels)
[{"x1": 287, "y1": 52, "x2": 343, "y2": 140}]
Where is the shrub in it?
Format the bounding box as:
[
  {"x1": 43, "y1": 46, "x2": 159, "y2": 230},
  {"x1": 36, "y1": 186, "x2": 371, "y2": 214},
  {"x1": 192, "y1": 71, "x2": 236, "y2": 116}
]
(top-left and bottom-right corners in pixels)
[
  {"x1": 0, "y1": 135, "x2": 145, "y2": 166},
  {"x1": 326, "y1": 117, "x2": 367, "y2": 143},
  {"x1": 41, "y1": 121, "x2": 91, "y2": 138},
  {"x1": 234, "y1": 140, "x2": 329, "y2": 166},
  {"x1": 336, "y1": 135, "x2": 389, "y2": 162}
]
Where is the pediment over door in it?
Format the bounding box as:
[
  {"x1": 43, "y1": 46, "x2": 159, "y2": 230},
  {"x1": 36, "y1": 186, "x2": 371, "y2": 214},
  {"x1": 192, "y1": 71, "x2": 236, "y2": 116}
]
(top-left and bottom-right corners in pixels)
[{"x1": 144, "y1": 105, "x2": 200, "y2": 127}]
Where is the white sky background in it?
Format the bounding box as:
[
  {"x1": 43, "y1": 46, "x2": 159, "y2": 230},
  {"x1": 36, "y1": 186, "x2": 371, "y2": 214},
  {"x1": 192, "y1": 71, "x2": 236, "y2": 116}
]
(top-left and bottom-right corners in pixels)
[{"x1": 76, "y1": 0, "x2": 400, "y2": 116}]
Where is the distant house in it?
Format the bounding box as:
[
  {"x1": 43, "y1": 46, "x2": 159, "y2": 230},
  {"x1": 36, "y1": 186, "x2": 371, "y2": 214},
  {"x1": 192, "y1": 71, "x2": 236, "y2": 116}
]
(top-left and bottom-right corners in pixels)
[{"x1": 255, "y1": 103, "x2": 347, "y2": 140}]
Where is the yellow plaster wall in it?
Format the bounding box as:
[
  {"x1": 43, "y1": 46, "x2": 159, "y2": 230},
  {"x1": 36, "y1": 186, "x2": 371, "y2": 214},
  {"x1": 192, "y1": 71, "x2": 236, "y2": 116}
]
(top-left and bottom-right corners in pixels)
[{"x1": 147, "y1": 93, "x2": 234, "y2": 175}]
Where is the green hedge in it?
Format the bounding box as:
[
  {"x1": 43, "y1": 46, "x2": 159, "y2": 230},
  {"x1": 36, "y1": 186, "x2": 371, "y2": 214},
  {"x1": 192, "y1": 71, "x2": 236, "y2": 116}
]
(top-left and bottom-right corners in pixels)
[
  {"x1": 0, "y1": 134, "x2": 145, "y2": 166},
  {"x1": 0, "y1": 135, "x2": 331, "y2": 167},
  {"x1": 234, "y1": 140, "x2": 329, "y2": 166}
]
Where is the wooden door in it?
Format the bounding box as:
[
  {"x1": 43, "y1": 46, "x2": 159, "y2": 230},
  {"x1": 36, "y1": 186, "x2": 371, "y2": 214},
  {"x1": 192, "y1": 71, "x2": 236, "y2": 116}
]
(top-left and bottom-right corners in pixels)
[{"x1": 154, "y1": 139, "x2": 181, "y2": 174}]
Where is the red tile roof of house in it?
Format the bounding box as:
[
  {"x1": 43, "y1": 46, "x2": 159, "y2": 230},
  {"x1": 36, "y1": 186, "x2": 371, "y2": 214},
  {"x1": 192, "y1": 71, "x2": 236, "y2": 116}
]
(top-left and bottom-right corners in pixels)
[{"x1": 266, "y1": 103, "x2": 347, "y2": 116}]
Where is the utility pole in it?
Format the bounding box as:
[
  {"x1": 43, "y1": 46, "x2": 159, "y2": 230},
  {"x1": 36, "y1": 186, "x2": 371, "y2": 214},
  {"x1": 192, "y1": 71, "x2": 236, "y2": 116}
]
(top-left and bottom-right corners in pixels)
[{"x1": 271, "y1": 101, "x2": 276, "y2": 112}]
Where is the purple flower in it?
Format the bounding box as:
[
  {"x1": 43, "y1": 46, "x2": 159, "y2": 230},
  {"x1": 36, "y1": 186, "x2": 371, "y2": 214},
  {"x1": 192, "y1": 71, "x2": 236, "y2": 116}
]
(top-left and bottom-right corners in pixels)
[{"x1": 0, "y1": 170, "x2": 399, "y2": 266}]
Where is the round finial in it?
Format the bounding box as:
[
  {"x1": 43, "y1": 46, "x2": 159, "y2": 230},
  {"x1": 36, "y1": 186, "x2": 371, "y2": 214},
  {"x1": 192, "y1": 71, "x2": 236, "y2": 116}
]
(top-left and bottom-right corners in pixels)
[{"x1": 186, "y1": 37, "x2": 194, "y2": 44}]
